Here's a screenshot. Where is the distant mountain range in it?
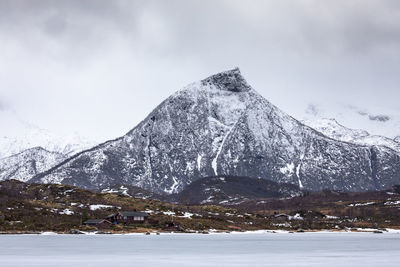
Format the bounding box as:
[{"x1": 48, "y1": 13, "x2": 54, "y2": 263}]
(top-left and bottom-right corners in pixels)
[
  {"x1": 0, "y1": 112, "x2": 96, "y2": 182},
  {"x1": 0, "y1": 123, "x2": 95, "y2": 159},
  {"x1": 303, "y1": 118, "x2": 400, "y2": 153},
  {"x1": 0, "y1": 147, "x2": 66, "y2": 182},
  {"x1": 302, "y1": 102, "x2": 400, "y2": 140},
  {"x1": 23, "y1": 68, "x2": 399, "y2": 194}
]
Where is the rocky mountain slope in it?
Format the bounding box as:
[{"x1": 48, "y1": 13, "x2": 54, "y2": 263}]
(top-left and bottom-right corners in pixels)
[
  {"x1": 0, "y1": 147, "x2": 67, "y2": 182},
  {"x1": 171, "y1": 176, "x2": 303, "y2": 205},
  {"x1": 303, "y1": 118, "x2": 400, "y2": 153},
  {"x1": 32, "y1": 68, "x2": 400, "y2": 194}
]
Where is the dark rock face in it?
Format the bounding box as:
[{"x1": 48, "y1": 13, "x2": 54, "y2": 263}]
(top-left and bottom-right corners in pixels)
[
  {"x1": 31, "y1": 69, "x2": 400, "y2": 194},
  {"x1": 201, "y1": 67, "x2": 252, "y2": 92}
]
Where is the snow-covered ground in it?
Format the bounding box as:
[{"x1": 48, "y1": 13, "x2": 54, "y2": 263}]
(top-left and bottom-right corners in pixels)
[
  {"x1": 89, "y1": 204, "x2": 120, "y2": 211},
  {"x1": 0, "y1": 233, "x2": 399, "y2": 266}
]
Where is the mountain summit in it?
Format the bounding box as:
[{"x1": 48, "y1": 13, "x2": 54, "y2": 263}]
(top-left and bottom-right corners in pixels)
[
  {"x1": 201, "y1": 68, "x2": 252, "y2": 92},
  {"x1": 31, "y1": 69, "x2": 400, "y2": 194}
]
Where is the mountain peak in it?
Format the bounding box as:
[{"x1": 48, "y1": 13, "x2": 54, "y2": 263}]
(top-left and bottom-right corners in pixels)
[{"x1": 201, "y1": 67, "x2": 251, "y2": 92}]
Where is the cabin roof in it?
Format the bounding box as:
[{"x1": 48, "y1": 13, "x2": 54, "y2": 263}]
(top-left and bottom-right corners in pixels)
[
  {"x1": 119, "y1": 211, "x2": 148, "y2": 217},
  {"x1": 106, "y1": 211, "x2": 149, "y2": 218}
]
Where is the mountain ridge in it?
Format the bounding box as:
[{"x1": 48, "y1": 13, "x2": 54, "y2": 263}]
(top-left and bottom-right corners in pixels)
[
  {"x1": 303, "y1": 118, "x2": 400, "y2": 153},
  {"x1": 0, "y1": 122, "x2": 96, "y2": 160},
  {"x1": 0, "y1": 147, "x2": 67, "y2": 182}
]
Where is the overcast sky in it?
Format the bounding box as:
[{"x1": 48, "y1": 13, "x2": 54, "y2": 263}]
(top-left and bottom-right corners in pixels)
[{"x1": 1, "y1": 0, "x2": 399, "y2": 141}]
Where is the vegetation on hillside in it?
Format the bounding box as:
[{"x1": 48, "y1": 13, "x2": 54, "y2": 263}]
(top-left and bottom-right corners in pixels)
[{"x1": 0, "y1": 180, "x2": 399, "y2": 233}]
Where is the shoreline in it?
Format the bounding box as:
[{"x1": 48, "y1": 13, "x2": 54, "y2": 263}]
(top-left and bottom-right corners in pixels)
[{"x1": 1, "y1": 228, "x2": 400, "y2": 236}]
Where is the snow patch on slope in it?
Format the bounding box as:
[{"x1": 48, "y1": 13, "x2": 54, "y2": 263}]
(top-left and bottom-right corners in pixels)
[
  {"x1": 164, "y1": 176, "x2": 180, "y2": 194},
  {"x1": 212, "y1": 124, "x2": 235, "y2": 176},
  {"x1": 197, "y1": 154, "x2": 202, "y2": 172},
  {"x1": 280, "y1": 163, "x2": 295, "y2": 176},
  {"x1": 296, "y1": 164, "x2": 303, "y2": 189}
]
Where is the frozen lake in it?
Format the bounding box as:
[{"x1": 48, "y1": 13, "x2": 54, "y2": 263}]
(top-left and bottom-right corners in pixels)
[{"x1": 1, "y1": 232, "x2": 400, "y2": 266}]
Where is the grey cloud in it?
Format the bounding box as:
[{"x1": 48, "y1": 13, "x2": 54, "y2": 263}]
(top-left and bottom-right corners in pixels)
[
  {"x1": 368, "y1": 115, "x2": 390, "y2": 122},
  {"x1": 305, "y1": 104, "x2": 320, "y2": 117},
  {"x1": 355, "y1": 108, "x2": 391, "y2": 122},
  {"x1": 0, "y1": 0, "x2": 399, "y2": 141}
]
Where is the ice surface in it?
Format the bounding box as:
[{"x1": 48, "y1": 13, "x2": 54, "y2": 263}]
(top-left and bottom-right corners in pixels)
[{"x1": 0, "y1": 233, "x2": 399, "y2": 267}]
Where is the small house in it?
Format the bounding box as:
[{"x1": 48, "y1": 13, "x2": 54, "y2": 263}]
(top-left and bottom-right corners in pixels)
[
  {"x1": 83, "y1": 219, "x2": 112, "y2": 229},
  {"x1": 107, "y1": 211, "x2": 149, "y2": 224}
]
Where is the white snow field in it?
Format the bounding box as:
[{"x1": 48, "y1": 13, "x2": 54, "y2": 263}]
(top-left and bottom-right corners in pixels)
[{"x1": 1, "y1": 233, "x2": 400, "y2": 266}]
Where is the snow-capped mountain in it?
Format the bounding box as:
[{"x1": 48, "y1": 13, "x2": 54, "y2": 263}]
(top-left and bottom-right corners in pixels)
[
  {"x1": 0, "y1": 108, "x2": 96, "y2": 159},
  {"x1": 0, "y1": 147, "x2": 66, "y2": 182},
  {"x1": 395, "y1": 137, "x2": 400, "y2": 143},
  {"x1": 32, "y1": 68, "x2": 400, "y2": 194},
  {"x1": 302, "y1": 103, "x2": 400, "y2": 140},
  {"x1": 0, "y1": 108, "x2": 97, "y2": 182},
  {"x1": 0, "y1": 127, "x2": 95, "y2": 160},
  {"x1": 303, "y1": 118, "x2": 400, "y2": 153}
]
